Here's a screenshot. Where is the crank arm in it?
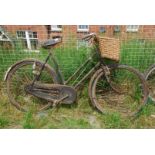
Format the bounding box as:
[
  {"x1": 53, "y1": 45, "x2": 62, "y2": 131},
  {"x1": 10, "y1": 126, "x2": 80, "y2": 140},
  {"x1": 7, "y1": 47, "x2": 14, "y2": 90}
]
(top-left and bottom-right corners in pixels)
[
  {"x1": 39, "y1": 95, "x2": 69, "y2": 111},
  {"x1": 53, "y1": 94, "x2": 69, "y2": 107}
]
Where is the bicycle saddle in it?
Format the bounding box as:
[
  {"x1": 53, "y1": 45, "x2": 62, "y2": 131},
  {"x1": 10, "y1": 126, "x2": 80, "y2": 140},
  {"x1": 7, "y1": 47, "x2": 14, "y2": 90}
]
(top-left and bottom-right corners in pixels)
[{"x1": 41, "y1": 38, "x2": 61, "y2": 48}]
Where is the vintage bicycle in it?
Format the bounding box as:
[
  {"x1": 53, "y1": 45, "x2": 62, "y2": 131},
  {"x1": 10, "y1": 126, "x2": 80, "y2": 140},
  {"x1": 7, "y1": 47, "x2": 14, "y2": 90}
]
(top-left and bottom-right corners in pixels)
[{"x1": 4, "y1": 33, "x2": 149, "y2": 116}]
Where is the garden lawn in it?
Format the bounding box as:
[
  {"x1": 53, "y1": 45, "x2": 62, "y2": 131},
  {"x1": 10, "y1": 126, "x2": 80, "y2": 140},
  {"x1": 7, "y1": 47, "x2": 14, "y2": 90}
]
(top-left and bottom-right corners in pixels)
[{"x1": 1, "y1": 86, "x2": 155, "y2": 129}]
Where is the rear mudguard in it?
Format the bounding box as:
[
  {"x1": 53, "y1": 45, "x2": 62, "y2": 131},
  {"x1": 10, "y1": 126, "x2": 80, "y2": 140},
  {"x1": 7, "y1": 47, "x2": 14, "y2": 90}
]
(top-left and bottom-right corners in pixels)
[{"x1": 4, "y1": 58, "x2": 62, "y2": 84}]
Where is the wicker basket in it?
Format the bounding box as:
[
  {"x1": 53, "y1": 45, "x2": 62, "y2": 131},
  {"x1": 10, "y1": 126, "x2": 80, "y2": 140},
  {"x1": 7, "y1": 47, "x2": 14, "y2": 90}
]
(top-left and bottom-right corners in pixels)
[{"x1": 98, "y1": 37, "x2": 120, "y2": 61}]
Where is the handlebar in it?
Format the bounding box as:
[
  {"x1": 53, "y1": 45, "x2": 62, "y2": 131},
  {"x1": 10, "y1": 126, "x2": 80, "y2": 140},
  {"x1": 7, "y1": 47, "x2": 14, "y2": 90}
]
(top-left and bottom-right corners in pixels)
[{"x1": 82, "y1": 33, "x2": 96, "y2": 41}]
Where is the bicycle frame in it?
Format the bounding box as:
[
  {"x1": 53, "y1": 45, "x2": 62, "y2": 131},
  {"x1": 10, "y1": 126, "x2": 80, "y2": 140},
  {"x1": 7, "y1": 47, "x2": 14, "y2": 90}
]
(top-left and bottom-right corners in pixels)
[
  {"x1": 31, "y1": 46, "x2": 104, "y2": 90},
  {"x1": 30, "y1": 36, "x2": 115, "y2": 91}
]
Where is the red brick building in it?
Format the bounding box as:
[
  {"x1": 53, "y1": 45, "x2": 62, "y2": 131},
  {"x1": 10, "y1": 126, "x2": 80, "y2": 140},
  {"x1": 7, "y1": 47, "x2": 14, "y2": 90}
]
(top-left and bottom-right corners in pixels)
[{"x1": 1, "y1": 25, "x2": 155, "y2": 50}]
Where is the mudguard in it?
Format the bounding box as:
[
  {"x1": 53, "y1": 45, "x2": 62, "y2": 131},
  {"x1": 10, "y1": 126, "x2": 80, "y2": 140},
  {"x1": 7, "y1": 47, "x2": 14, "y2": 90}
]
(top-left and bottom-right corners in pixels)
[{"x1": 4, "y1": 58, "x2": 61, "y2": 84}]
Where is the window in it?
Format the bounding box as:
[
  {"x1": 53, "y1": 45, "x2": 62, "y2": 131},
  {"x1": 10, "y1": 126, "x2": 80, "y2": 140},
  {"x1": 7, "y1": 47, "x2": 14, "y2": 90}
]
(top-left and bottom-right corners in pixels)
[
  {"x1": 126, "y1": 25, "x2": 139, "y2": 32},
  {"x1": 99, "y1": 26, "x2": 106, "y2": 33},
  {"x1": 51, "y1": 25, "x2": 62, "y2": 31},
  {"x1": 114, "y1": 25, "x2": 120, "y2": 32},
  {"x1": 77, "y1": 25, "x2": 89, "y2": 32},
  {"x1": 17, "y1": 31, "x2": 38, "y2": 50}
]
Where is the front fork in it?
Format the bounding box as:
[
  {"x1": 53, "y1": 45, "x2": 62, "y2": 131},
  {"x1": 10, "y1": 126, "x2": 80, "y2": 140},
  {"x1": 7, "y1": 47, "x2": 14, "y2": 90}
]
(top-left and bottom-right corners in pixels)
[
  {"x1": 101, "y1": 64, "x2": 121, "y2": 94},
  {"x1": 101, "y1": 64, "x2": 111, "y2": 82}
]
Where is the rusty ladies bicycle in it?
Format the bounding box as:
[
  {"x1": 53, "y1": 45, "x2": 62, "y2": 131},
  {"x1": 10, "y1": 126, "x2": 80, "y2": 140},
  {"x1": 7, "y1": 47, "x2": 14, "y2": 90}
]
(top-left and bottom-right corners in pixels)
[{"x1": 5, "y1": 33, "x2": 149, "y2": 116}]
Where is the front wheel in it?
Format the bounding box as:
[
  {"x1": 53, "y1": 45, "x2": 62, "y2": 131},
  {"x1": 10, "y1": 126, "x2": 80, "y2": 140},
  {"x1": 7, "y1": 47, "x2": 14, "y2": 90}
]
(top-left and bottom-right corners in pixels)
[
  {"x1": 6, "y1": 59, "x2": 59, "y2": 112},
  {"x1": 89, "y1": 64, "x2": 149, "y2": 117}
]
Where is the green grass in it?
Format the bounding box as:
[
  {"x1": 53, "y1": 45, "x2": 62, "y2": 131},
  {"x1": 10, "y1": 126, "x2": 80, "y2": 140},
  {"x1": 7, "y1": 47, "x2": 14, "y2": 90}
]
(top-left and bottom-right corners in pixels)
[
  {"x1": 22, "y1": 112, "x2": 36, "y2": 129},
  {"x1": 0, "y1": 117, "x2": 9, "y2": 128},
  {"x1": 101, "y1": 112, "x2": 131, "y2": 129},
  {"x1": 1, "y1": 85, "x2": 155, "y2": 129},
  {"x1": 49, "y1": 117, "x2": 91, "y2": 129}
]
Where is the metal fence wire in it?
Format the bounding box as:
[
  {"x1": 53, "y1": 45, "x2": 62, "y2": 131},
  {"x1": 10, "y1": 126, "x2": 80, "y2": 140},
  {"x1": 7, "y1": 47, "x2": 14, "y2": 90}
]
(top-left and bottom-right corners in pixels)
[{"x1": 1, "y1": 25, "x2": 155, "y2": 83}]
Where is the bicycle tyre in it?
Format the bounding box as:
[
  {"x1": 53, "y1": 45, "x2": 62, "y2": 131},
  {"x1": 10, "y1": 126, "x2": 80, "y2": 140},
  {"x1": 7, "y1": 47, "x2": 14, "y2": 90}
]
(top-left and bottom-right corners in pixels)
[
  {"x1": 89, "y1": 64, "x2": 149, "y2": 117},
  {"x1": 6, "y1": 59, "x2": 59, "y2": 112}
]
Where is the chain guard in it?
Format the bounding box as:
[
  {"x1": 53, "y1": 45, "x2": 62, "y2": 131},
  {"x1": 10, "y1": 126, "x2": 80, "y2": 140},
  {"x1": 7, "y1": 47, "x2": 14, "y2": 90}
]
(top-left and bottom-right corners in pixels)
[{"x1": 25, "y1": 83, "x2": 77, "y2": 104}]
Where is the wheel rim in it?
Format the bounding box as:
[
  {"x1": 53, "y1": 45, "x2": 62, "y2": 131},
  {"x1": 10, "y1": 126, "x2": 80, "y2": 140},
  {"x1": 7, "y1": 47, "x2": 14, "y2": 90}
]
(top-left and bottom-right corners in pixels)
[
  {"x1": 92, "y1": 67, "x2": 146, "y2": 116},
  {"x1": 7, "y1": 61, "x2": 56, "y2": 112}
]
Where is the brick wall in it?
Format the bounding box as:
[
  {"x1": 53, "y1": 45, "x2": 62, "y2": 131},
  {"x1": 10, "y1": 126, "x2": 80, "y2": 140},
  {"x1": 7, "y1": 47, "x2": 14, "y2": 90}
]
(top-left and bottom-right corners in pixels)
[
  {"x1": 3, "y1": 25, "x2": 48, "y2": 41},
  {"x1": 117, "y1": 25, "x2": 155, "y2": 40},
  {"x1": 2, "y1": 25, "x2": 155, "y2": 43}
]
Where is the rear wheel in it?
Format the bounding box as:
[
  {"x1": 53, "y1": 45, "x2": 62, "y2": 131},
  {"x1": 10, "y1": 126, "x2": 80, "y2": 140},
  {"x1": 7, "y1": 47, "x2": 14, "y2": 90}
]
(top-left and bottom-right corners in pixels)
[
  {"x1": 6, "y1": 59, "x2": 59, "y2": 112},
  {"x1": 89, "y1": 65, "x2": 149, "y2": 117}
]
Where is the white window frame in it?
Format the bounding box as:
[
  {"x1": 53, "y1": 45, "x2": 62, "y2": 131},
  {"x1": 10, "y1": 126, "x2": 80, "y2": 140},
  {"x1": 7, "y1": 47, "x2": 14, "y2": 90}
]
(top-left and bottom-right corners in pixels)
[
  {"x1": 126, "y1": 25, "x2": 139, "y2": 32},
  {"x1": 16, "y1": 30, "x2": 38, "y2": 50},
  {"x1": 51, "y1": 25, "x2": 62, "y2": 31},
  {"x1": 77, "y1": 25, "x2": 89, "y2": 32}
]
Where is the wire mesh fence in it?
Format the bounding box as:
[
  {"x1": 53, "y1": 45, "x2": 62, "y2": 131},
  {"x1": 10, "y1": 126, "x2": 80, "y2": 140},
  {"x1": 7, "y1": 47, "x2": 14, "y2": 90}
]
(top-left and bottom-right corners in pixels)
[{"x1": 1, "y1": 25, "x2": 155, "y2": 85}]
